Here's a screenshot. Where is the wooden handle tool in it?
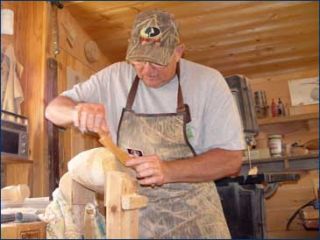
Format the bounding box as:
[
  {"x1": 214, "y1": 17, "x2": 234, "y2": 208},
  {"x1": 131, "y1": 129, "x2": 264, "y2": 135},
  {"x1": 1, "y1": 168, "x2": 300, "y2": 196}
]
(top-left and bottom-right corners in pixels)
[{"x1": 98, "y1": 131, "x2": 130, "y2": 165}]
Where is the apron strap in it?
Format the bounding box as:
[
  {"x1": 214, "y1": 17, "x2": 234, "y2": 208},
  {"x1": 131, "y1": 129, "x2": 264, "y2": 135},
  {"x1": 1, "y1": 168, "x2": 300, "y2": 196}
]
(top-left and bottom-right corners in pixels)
[
  {"x1": 176, "y1": 63, "x2": 185, "y2": 113},
  {"x1": 176, "y1": 63, "x2": 191, "y2": 123},
  {"x1": 125, "y1": 62, "x2": 191, "y2": 122},
  {"x1": 126, "y1": 74, "x2": 140, "y2": 110}
]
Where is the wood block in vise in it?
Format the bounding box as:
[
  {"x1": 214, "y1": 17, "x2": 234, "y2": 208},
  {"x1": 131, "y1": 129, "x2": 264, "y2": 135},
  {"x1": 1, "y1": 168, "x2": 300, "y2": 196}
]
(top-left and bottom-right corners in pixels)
[{"x1": 59, "y1": 172, "x2": 96, "y2": 205}]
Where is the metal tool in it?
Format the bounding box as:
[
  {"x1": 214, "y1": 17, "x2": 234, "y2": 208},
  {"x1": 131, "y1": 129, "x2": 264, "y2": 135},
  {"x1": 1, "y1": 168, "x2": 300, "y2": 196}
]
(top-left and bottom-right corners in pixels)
[{"x1": 15, "y1": 212, "x2": 40, "y2": 223}]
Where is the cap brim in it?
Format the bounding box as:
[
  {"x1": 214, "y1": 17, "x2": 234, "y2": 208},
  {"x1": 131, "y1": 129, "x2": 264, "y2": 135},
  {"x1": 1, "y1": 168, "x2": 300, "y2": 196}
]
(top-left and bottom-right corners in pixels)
[{"x1": 126, "y1": 43, "x2": 174, "y2": 66}]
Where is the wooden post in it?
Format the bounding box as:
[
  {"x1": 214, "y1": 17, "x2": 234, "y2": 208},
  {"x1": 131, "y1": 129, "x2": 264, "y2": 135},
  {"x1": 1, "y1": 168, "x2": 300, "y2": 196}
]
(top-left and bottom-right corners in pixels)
[
  {"x1": 59, "y1": 172, "x2": 96, "y2": 237},
  {"x1": 105, "y1": 171, "x2": 148, "y2": 238},
  {"x1": 46, "y1": 57, "x2": 60, "y2": 198}
]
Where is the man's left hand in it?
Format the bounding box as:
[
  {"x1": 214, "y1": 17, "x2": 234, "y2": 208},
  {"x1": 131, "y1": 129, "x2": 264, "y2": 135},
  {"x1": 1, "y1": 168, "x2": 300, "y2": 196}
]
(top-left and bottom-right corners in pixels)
[{"x1": 125, "y1": 155, "x2": 168, "y2": 186}]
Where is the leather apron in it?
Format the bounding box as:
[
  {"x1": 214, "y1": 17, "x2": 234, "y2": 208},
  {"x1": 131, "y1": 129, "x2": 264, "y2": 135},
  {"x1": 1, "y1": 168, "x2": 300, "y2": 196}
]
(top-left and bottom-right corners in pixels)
[{"x1": 117, "y1": 64, "x2": 230, "y2": 238}]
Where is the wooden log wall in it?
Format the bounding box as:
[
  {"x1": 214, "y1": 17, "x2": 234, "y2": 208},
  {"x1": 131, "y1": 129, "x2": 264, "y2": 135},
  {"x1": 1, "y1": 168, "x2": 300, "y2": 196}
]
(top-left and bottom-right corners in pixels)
[
  {"x1": 55, "y1": 7, "x2": 111, "y2": 177},
  {"x1": 1, "y1": 2, "x2": 318, "y2": 238},
  {"x1": 56, "y1": 5, "x2": 319, "y2": 237},
  {"x1": 250, "y1": 67, "x2": 318, "y2": 147},
  {"x1": 1, "y1": 1, "x2": 49, "y2": 196},
  {"x1": 265, "y1": 170, "x2": 318, "y2": 238},
  {"x1": 1, "y1": 2, "x2": 111, "y2": 196},
  {"x1": 247, "y1": 53, "x2": 318, "y2": 238}
]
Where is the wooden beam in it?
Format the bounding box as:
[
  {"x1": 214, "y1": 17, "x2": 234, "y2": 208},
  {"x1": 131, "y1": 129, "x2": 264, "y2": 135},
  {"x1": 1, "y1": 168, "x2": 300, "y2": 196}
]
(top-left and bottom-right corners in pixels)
[{"x1": 46, "y1": 58, "x2": 60, "y2": 197}]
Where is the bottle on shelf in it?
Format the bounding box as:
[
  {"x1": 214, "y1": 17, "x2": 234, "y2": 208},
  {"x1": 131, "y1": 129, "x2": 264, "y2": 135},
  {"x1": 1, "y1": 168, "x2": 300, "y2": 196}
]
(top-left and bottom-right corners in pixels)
[
  {"x1": 277, "y1": 98, "x2": 285, "y2": 116},
  {"x1": 271, "y1": 98, "x2": 277, "y2": 117}
]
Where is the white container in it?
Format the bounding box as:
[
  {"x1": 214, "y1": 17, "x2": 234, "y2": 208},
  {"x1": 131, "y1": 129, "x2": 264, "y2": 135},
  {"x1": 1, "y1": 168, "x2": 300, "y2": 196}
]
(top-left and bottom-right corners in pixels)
[
  {"x1": 268, "y1": 134, "x2": 282, "y2": 157},
  {"x1": 1, "y1": 9, "x2": 14, "y2": 35}
]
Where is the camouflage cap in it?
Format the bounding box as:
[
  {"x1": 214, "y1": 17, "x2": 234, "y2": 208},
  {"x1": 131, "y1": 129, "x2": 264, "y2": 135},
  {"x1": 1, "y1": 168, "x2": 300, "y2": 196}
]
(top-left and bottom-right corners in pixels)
[{"x1": 126, "y1": 10, "x2": 180, "y2": 66}]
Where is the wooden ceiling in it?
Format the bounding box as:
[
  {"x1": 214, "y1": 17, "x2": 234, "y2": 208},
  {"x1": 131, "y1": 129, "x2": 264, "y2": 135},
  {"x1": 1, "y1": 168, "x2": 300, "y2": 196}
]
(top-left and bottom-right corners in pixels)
[{"x1": 64, "y1": 1, "x2": 318, "y2": 78}]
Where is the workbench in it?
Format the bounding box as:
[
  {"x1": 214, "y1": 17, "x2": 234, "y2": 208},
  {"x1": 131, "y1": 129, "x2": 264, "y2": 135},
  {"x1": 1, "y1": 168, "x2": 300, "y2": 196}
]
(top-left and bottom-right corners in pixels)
[
  {"x1": 1, "y1": 221, "x2": 47, "y2": 239},
  {"x1": 240, "y1": 153, "x2": 318, "y2": 175},
  {"x1": 60, "y1": 170, "x2": 148, "y2": 239}
]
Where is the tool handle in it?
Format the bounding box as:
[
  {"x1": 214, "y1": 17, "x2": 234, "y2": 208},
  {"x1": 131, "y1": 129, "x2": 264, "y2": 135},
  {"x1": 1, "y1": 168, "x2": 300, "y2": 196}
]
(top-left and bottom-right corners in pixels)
[{"x1": 98, "y1": 131, "x2": 129, "y2": 165}]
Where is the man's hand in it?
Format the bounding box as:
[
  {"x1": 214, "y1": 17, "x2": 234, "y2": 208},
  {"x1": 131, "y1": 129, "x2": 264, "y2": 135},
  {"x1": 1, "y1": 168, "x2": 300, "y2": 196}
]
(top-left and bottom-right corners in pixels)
[
  {"x1": 125, "y1": 155, "x2": 168, "y2": 186},
  {"x1": 73, "y1": 103, "x2": 109, "y2": 134}
]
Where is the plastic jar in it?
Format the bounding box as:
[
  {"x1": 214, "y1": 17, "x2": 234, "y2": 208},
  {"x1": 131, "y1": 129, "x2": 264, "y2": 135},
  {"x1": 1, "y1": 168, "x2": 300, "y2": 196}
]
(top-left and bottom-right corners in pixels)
[{"x1": 268, "y1": 134, "x2": 282, "y2": 157}]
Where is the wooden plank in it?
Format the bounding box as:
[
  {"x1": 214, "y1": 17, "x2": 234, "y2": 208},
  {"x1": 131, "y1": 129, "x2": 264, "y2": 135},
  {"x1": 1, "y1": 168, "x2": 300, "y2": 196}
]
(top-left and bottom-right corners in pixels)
[
  {"x1": 105, "y1": 171, "x2": 143, "y2": 238},
  {"x1": 57, "y1": 7, "x2": 111, "y2": 71},
  {"x1": 219, "y1": 56, "x2": 317, "y2": 77},
  {"x1": 120, "y1": 173, "x2": 140, "y2": 238},
  {"x1": 16, "y1": 221, "x2": 47, "y2": 239},
  {"x1": 105, "y1": 171, "x2": 123, "y2": 238},
  {"x1": 122, "y1": 193, "x2": 148, "y2": 210},
  {"x1": 267, "y1": 230, "x2": 318, "y2": 239},
  {"x1": 205, "y1": 48, "x2": 316, "y2": 73},
  {"x1": 66, "y1": 2, "x2": 245, "y2": 29},
  {"x1": 265, "y1": 187, "x2": 316, "y2": 209},
  {"x1": 183, "y1": 5, "x2": 317, "y2": 44},
  {"x1": 247, "y1": 67, "x2": 318, "y2": 85},
  {"x1": 12, "y1": 1, "x2": 49, "y2": 196},
  {"x1": 1, "y1": 223, "x2": 17, "y2": 238},
  {"x1": 265, "y1": 170, "x2": 318, "y2": 233},
  {"x1": 266, "y1": 208, "x2": 305, "y2": 231},
  {"x1": 1, "y1": 222, "x2": 47, "y2": 239},
  {"x1": 4, "y1": 164, "x2": 32, "y2": 187},
  {"x1": 1, "y1": 153, "x2": 33, "y2": 164},
  {"x1": 71, "y1": 179, "x2": 96, "y2": 205},
  {"x1": 249, "y1": 66, "x2": 318, "y2": 84},
  {"x1": 187, "y1": 19, "x2": 316, "y2": 52},
  {"x1": 193, "y1": 36, "x2": 317, "y2": 64}
]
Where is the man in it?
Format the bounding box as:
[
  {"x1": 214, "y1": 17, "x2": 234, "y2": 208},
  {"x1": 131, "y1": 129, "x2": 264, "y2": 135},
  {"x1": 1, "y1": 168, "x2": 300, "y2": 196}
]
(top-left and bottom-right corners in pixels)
[{"x1": 46, "y1": 9, "x2": 244, "y2": 238}]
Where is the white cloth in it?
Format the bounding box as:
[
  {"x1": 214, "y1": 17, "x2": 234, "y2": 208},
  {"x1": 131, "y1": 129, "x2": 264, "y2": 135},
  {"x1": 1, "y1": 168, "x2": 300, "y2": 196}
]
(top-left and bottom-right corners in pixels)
[
  {"x1": 61, "y1": 58, "x2": 245, "y2": 154},
  {"x1": 1, "y1": 44, "x2": 24, "y2": 117},
  {"x1": 41, "y1": 188, "x2": 105, "y2": 239}
]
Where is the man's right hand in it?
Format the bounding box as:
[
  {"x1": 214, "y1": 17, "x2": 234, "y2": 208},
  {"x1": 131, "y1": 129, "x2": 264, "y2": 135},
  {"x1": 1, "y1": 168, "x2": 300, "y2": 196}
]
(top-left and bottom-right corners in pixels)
[
  {"x1": 45, "y1": 96, "x2": 109, "y2": 135},
  {"x1": 73, "y1": 103, "x2": 109, "y2": 134}
]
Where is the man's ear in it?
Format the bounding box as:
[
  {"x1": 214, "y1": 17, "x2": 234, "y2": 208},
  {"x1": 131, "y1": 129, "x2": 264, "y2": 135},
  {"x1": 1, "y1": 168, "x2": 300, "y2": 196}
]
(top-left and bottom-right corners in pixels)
[{"x1": 175, "y1": 44, "x2": 185, "y2": 60}]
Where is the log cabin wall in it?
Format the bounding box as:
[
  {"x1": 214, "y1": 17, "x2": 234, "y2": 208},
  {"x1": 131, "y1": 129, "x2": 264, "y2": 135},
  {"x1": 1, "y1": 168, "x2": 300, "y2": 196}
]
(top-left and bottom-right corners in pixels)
[
  {"x1": 62, "y1": 1, "x2": 318, "y2": 151},
  {"x1": 1, "y1": 1, "x2": 318, "y2": 238},
  {"x1": 248, "y1": 50, "x2": 318, "y2": 238},
  {"x1": 1, "y1": 1, "x2": 49, "y2": 197},
  {"x1": 55, "y1": 7, "x2": 111, "y2": 177},
  {"x1": 1, "y1": 2, "x2": 111, "y2": 196},
  {"x1": 61, "y1": 2, "x2": 319, "y2": 238},
  {"x1": 251, "y1": 67, "x2": 318, "y2": 151},
  {"x1": 245, "y1": 16, "x2": 318, "y2": 237},
  {"x1": 249, "y1": 64, "x2": 318, "y2": 238}
]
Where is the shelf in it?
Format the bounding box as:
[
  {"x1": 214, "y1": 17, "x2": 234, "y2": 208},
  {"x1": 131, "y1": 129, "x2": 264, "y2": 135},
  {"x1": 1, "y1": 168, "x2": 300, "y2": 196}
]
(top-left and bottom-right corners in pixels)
[
  {"x1": 256, "y1": 112, "x2": 318, "y2": 134},
  {"x1": 1, "y1": 153, "x2": 33, "y2": 164},
  {"x1": 257, "y1": 112, "x2": 318, "y2": 126}
]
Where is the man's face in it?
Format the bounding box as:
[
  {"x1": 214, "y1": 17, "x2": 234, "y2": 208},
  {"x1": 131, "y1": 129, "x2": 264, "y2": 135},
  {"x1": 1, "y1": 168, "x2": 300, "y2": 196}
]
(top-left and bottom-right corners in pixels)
[{"x1": 130, "y1": 45, "x2": 184, "y2": 88}]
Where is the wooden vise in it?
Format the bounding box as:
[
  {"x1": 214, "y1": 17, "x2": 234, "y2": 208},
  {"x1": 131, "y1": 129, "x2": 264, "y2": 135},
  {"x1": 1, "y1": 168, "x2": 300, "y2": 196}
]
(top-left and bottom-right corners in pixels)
[{"x1": 59, "y1": 171, "x2": 148, "y2": 239}]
